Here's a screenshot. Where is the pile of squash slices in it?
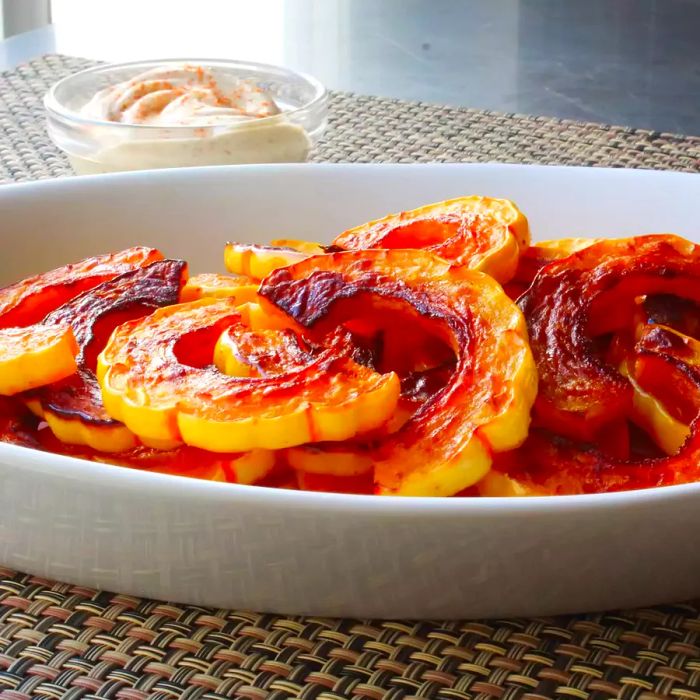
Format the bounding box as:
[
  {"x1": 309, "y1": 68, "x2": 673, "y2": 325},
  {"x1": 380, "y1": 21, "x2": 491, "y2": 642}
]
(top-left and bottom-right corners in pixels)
[{"x1": 2, "y1": 195, "x2": 700, "y2": 497}]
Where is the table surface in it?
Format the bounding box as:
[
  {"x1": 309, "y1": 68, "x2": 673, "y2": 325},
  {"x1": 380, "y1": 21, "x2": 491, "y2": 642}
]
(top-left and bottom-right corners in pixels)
[{"x1": 1, "y1": 0, "x2": 699, "y2": 136}]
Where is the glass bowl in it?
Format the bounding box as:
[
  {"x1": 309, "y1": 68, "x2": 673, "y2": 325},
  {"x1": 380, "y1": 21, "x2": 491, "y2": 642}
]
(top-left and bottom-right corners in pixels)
[{"x1": 44, "y1": 58, "x2": 328, "y2": 175}]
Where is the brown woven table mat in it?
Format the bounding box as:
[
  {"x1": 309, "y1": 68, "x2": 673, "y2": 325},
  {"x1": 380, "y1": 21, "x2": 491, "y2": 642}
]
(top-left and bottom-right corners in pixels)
[
  {"x1": 1, "y1": 54, "x2": 700, "y2": 700},
  {"x1": 1, "y1": 55, "x2": 699, "y2": 182}
]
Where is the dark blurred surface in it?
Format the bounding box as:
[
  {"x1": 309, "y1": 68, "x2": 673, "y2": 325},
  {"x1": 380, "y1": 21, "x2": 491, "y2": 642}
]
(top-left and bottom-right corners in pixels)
[{"x1": 287, "y1": 0, "x2": 700, "y2": 134}]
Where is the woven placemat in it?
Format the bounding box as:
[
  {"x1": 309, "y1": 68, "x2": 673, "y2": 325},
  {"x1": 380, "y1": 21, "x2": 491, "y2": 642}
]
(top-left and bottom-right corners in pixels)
[
  {"x1": 1, "y1": 54, "x2": 699, "y2": 183},
  {"x1": 1, "y1": 54, "x2": 700, "y2": 700}
]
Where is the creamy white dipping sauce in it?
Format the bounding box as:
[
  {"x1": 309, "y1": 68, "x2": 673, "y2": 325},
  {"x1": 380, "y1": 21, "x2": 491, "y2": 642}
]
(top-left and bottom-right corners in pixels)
[{"x1": 72, "y1": 64, "x2": 310, "y2": 173}]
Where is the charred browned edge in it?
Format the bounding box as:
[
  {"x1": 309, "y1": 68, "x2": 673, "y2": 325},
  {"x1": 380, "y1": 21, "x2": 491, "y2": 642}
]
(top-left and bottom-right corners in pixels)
[
  {"x1": 518, "y1": 239, "x2": 700, "y2": 413},
  {"x1": 157, "y1": 301, "x2": 359, "y2": 401},
  {"x1": 400, "y1": 363, "x2": 456, "y2": 403},
  {"x1": 34, "y1": 260, "x2": 187, "y2": 426},
  {"x1": 262, "y1": 259, "x2": 483, "y2": 481},
  {"x1": 39, "y1": 372, "x2": 116, "y2": 427},
  {"x1": 0, "y1": 277, "x2": 120, "y2": 329},
  {"x1": 638, "y1": 325, "x2": 700, "y2": 358},
  {"x1": 642, "y1": 295, "x2": 700, "y2": 335},
  {"x1": 511, "y1": 238, "x2": 700, "y2": 491},
  {"x1": 497, "y1": 425, "x2": 693, "y2": 495},
  {"x1": 261, "y1": 268, "x2": 465, "y2": 330},
  {"x1": 0, "y1": 246, "x2": 162, "y2": 328},
  {"x1": 44, "y1": 260, "x2": 187, "y2": 361},
  {"x1": 518, "y1": 264, "x2": 628, "y2": 403},
  {"x1": 260, "y1": 263, "x2": 472, "y2": 417}
]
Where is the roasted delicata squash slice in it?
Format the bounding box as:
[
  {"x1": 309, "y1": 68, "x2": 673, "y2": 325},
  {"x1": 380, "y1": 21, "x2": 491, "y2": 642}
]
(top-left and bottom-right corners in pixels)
[
  {"x1": 97, "y1": 445, "x2": 277, "y2": 484},
  {"x1": 286, "y1": 442, "x2": 373, "y2": 476},
  {"x1": 624, "y1": 363, "x2": 689, "y2": 456},
  {"x1": 180, "y1": 273, "x2": 259, "y2": 303},
  {"x1": 216, "y1": 327, "x2": 377, "y2": 478},
  {"x1": 506, "y1": 237, "x2": 600, "y2": 298},
  {"x1": 217, "y1": 329, "x2": 378, "y2": 478},
  {"x1": 519, "y1": 235, "x2": 700, "y2": 442},
  {"x1": 609, "y1": 317, "x2": 695, "y2": 456},
  {"x1": 224, "y1": 241, "x2": 326, "y2": 280},
  {"x1": 634, "y1": 324, "x2": 700, "y2": 425},
  {"x1": 0, "y1": 246, "x2": 162, "y2": 329},
  {"x1": 623, "y1": 323, "x2": 700, "y2": 455},
  {"x1": 0, "y1": 324, "x2": 78, "y2": 395},
  {"x1": 0, "y1": 247, "x2": 164, "y2": 396},
  {"x1": 221, "y1": 448, "x2": 278, "y2": 484},
  {"x1": 296, "y1": 469, "x2": 374, "y2": 494},
  {"x1": 215, "y1": 326, "x2": 314, "y2": 377},
  {"x1": 331, "y1": 196, "x2": 530, "y2": 284},
  {"x1": 97, "y1": 297, "x2": 400, "y2": 452},
  {"x1": 36, "y1": 426, "x2": 278, "y2": 485},
  {"x1": 477, "y1": 425, "x2": 680, "y2": 497},
  {"x1": 30, "y1": 260, "x2": 188, "y2": 452},
  {"x1": 483, "y1": 288, "x2": 700, "y2": 496},
  {"x1": 236, "y1": 300, "x2": 303, "y2": 332},
  {"x1": 480, "y1": 410, "x2": 700, "y2": 497},
  {"x1": 39, "y1": 373, "x2": 138, "y2": 452},
  {"x1": 260, "y1": 248, "x2": 537, "y2": 496}
]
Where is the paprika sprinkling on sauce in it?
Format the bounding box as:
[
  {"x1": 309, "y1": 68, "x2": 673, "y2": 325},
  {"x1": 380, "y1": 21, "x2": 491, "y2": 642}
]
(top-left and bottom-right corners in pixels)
[{"x1": 82, "y1": 64, "x2": 282, "y2": 126}]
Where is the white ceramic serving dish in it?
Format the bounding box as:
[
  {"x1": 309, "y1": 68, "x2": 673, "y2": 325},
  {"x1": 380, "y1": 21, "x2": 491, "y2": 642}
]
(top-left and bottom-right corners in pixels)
[{"x1": 0, "y1": 163, "x2": 699, "y2": 619}]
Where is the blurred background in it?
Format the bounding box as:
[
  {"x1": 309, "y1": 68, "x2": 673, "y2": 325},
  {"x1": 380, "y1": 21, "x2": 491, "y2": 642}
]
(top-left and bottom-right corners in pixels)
[{"x1": 1, "y1": 0, "x2": 699, "y2": 134}]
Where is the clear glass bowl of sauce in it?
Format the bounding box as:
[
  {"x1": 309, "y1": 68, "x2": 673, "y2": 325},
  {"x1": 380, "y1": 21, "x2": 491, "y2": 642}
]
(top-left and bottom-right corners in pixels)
[{"x1": 45, "y1": 58, "x2": 328, "y2": 174}]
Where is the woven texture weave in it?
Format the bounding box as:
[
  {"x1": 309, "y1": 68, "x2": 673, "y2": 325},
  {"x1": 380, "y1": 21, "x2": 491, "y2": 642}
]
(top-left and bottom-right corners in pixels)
[
  {"x1": 0, "y1": 55, "x2": 698, "y2": 183},
  {"x1": 2, "y1": 568, "x2": 700, "y2": 700},
  {"x1": 0, "y1": 55, "x2": 700, "y2": 699}
]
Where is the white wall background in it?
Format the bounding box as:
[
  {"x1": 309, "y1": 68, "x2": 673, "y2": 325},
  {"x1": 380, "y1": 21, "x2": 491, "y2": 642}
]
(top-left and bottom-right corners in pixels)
[
  {"x1": 51, "y1": 0, "x2": 288, "y2": 63},
  {"x1": 2, "y1": 0, "x2": 51, "y2": 38}
]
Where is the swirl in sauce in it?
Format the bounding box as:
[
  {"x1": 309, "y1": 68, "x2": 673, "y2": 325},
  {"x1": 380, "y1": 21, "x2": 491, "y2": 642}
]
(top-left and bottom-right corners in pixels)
[{"x1": 81, "y1": 64, "x2": 281, "y2": 127}]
